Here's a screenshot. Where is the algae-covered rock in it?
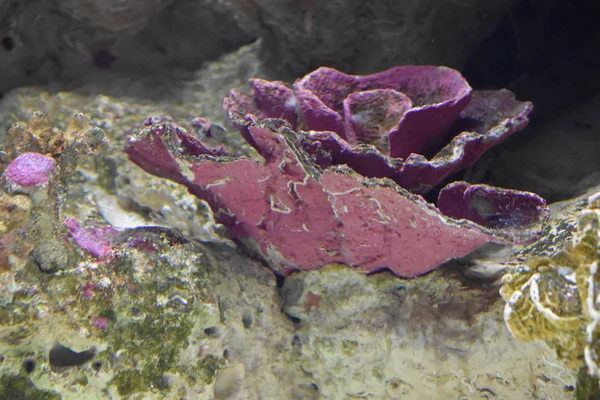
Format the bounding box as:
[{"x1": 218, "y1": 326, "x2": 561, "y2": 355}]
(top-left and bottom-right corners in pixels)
[
  {"x1": 501, "y1": 190, "x2": 600, "y2": 380},
  {"x1": 0, "y1": 112, "x2": 106, "y2": 272},
  {"x1": 576, "y1": 366, "x2": 600, "y2": 400},
  {"x1": 0, "y1": 226, "x2": 299, "y2": 399}
]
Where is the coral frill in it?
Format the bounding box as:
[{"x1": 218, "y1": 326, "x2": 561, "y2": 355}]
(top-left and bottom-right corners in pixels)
[{"x1": 224, "y1": 66, "x2": 533, "y2": 194}]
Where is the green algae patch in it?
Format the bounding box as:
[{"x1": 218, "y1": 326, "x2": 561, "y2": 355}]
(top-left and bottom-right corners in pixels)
[
  {"x1": 197, "y1": 355, "x2": 226, "y2": 385},
  {"x1": 0, "y1": 374, "x2": 61, "y2": 400},
  {"x1": 99, "y1": 248, "x2": 223, "y2": 396},
  {"x1": 576, "y1": 366, "x2": 600, "y2": 400},
  {"x1": 109, "y1": 314, "x2": 194, "y2": 393},
  {"x1": 341, "y1": 340, "x2": 359, "y2": 357},
  {"x1": 0, "y1": 236, "x2": 225, "y2": 398},
  {"x1": 107, "y1": 302, "x2": 222, "y2": 396},
  {"x1": 111, "y1": 370, "x2": 145, "y2": 397}
]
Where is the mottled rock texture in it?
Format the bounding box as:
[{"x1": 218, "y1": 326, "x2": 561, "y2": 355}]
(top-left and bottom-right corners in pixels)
[
  {"x1": 224, "y1": 0, "x2": 517, "y2": 79},
  {"x1": 0, "y1": 0, "x2": 251, "y2": 95},
  {"x1": 489, "y1": 93, "x2": 600, "y2": 203},
  {"x1": 281, "y1": 265, "x2": 574, "y2": 399}
]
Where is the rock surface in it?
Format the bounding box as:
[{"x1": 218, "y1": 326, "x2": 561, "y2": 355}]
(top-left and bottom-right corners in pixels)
[
  {"x1": 0, "y1": 0, "x2": 251, "y2": 95},
  {"x1": 225, "y1": 0, "x2": 517, "y2": 79}
]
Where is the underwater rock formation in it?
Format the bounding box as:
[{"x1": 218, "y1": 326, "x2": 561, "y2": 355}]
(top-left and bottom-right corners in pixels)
[
  {"x1": 56, "y1": 0, "x2": 175, "y2": 31},
  {"x1": 225, "y1": 0, "x2": 517, "y2": 78},
  {"x1": 0, "y1": 0, "x2": 250, "y2": 95}
]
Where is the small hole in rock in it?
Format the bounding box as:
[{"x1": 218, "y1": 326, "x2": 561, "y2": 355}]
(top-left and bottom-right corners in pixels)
[
  {"x1": 131, "y1": 306, "x2": 142, "y2": 316},
  {"x1": 153, "y1": 374, "x2": 170, "y2": 390},
  {"x1": 1, "y1": 36, "x2": 15, "y2": 51},
  {"x1": 292, "y1": 335, "x2": 301, "y2": 349},
  {"x1": 22, "y1": 358, "x2": 35, "y2": 374},
  {"x1": 49, "y1": 342, "x2": 96, "y2": 368},
  {"x1": 242, "y1": 309, "x2": 253, "y2": 329},
  {"x1": 275, "y1": 275, "x2": 285, "y2": 288},
  {"x1": 92, "y1": 361, "x2": 103, "y2": 371},
  {"x1": 203, "y1": 326, "x2": 220, "y2": 338},
  {"x1": 93, "y1": 49, "x2": 117, "y2": 69}
]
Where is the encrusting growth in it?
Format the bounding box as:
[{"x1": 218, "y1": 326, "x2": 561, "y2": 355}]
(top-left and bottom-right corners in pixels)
[
  {"x1": 0, "y1": 112, "x2": 106, "y2": 271},
  {"x1": 502, "y1": 191, "x2": 600, "y2": 377}
]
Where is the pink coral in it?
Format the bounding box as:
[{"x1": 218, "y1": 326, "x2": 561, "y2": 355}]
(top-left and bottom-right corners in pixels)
[{"x1": 125, "y1": 117, "x2": 548, "y2": 278}]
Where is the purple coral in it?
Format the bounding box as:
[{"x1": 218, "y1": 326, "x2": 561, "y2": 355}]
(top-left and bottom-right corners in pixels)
[
  {"x1": 64, "y1": 218, "x2": 120, "y2": 259},
  {"x1": 125, "y1": 117, "x2": 548, "y2": 278},
  {"x1": 437, "y1": 181, "x2": 550, "y2": 243},
  {"x1": 5, "y1": 153, "x2": 57, "y2": 187},
  {"x1": 124, "y1": 65, "x2": 547, "y2": 278},
  {"x1": 296, "y1": 66, "x2": 472, "y2": 159},
  {"x1": 224, "y1": 66, "x2": 533, "y2": 194}
]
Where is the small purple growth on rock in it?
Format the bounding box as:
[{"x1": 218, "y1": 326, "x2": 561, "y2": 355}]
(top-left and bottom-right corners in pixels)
[
  {"x1": 65, "y1": 218, "x2": 120, "y2": 259},
  {"x1": 92, "y1": 316, "x2": 110, "y2": 329},
  {"x1": 5, "y1": 153, "x2": 56, "y2": 187}
]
